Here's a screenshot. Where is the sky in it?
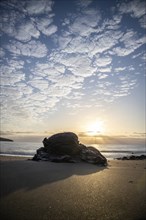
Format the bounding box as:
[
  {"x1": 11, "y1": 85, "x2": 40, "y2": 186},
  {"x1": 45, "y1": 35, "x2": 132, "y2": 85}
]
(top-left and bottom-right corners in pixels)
[{"x1": 0, "y1": 0, "x2": 146, "y2": 143}]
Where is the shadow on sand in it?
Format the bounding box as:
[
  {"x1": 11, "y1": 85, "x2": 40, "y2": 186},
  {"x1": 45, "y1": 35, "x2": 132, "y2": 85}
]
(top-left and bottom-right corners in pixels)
[{"x1": 0, "y1": 159, "x2": 107, "y2": 197}]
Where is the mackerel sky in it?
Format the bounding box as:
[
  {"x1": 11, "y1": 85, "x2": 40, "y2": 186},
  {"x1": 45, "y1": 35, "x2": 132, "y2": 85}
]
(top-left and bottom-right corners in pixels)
[{"x1": 0, "y1": 0, "x2": 146, "y2": 137}]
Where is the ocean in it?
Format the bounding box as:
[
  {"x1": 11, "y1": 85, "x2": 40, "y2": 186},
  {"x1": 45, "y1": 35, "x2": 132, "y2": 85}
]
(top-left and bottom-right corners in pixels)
[{"x1": 0, "y1": 141, "x2": 145, "y2": 159}]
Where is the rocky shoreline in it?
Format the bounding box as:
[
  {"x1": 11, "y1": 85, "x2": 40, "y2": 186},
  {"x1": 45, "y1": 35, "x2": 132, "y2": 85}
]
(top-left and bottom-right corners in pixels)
[{"x1": 115, "y1": 154, "x2": 146, "y2": 160}]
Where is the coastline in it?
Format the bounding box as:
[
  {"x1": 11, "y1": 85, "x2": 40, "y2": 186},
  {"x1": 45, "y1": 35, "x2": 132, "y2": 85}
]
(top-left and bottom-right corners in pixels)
[
  {"x1": 0, "y1": 155, "x2": 32, "y2": 161},
  {"x1": 0, "y1": 156, "x2": 146, "y2": 220},
  {"x1": 0, "y1": 141, "x2": 145, "y2": 161}
]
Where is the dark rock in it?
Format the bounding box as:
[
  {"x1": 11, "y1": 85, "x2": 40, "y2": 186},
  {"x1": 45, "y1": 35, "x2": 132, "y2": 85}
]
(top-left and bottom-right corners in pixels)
[
  {"x1": 129, "y1": 155, "x2": 136, "y2": 160},
  {"x1": 32, "y1": 132, "x2": 107, "y2": 165},
  {"x1": 139, "y1": 155, "x2": 146, "y2": 160},
  {"x1": 50, "y1": 155, "x2": 75, "y2": 163},
  {"x1": 0, "y1": 137, "x2": 13, "y2": 142},
  {"x1": 129, "y1": 181, "x2": 133, "y2": 183},
  {"x1": 43, "y1": 132, "x2": 80, "y2": 155},
  {"x1": 32, "y1": 147, "x2": 50, "y2": 161},
  {"x1": 81, "y1": 146, "x2": 107, "y2": 165},
  {"x1": 115, "y1": 155, "x2": 146, "y2": 160}
]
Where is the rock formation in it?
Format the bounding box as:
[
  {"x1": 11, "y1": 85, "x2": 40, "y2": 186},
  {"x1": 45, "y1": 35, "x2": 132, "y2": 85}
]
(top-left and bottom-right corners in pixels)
[
  {"x1": 0, "y1": 137, "x2": 13, "y2": 142},
  {"x1": 32, "y1": 132, "x2": 107, "y2": 165},
  {"x1": 116, "y1": 155, "x2": 146, "y2": 160}
]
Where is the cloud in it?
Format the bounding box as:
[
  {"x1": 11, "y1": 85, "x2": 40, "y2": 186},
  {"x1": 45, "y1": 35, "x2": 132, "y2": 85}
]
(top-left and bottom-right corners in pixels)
[
  {"x1": 90, "y1": 30, "x2": 123, "y2": 55},
  {"x1": 68, "y1": 7, "x2": 101, "y2": 37},
  {"x1": 14, "y1": 21, "x2": 40, "y2": 42},
  {"x1": 36, "y1": 16, "x2": 58, "y2": 36},
  {"x1": 0, "y1": 48, "x2": 5, "y2": 57},
  {"x1": 114, "y1": 67, "x2": 126, "y2": 72},
  {"x1": 0, "y1": 87, "x2": 23, "y2": 100},
  {"x1": 1, "y1": 71, "x2": 25, "y2": 86},
  {"x1": 68, "y1": 56, "x2": 95, "y2": 77},
  {"x1": 98, "y1": 73, "x2": 108, "y2": 79},
  {"x1": 1, "y1": 59, "x2": 25, "y2": 86},
  {"x1": 59, "y1": 35, "x2": 95, "y2": 54},
  {"x1": 40, "y1": 23, "x2": 57, "y2": 36},
  {"x1": 30, "y1": 63, "x2": 62, "y2": 79},
  {"x1": 28, "y1": 78, "x2": 49, "y2": 91},
  {"x1": 93, "y1": 55, "x2": 112, "y2": 67},
  {"x1": 0, "y1": 0, "x2": 57, "y2": 42},
  {"x1": 52, "y1": 53, "x2": 95, "y2": 77},
  {"x1": 98, "y1": 67, "x2": 111, "y2": 73},
  {"x1": 132, "y1": 132, "x2": 146, "y2": 137},
  {"x1": 112, "y1": 30, "x2": 146, "y2": 56},
  {"x1": 26, "y1": 0, "x2": 53, "y2": 15},
  {"x1": 107, "y1": 15, "x2": 122, "y2": 28},
  {"x1": 58, "y1": 35, "x2": 72, "y2": 50},
  {"x1": 0, "y1": 7, "x2": 20, "y2": 37},
  {"x1": 119, "y1": 0, "x2": 146, "y2": 19},
  {"x1": 29, "y1": 92, "x2": 48, "y2": 101},
  {"x1": 0, "y1": 0, "x2": 145, "y2": 130},
  {"x1": 5, "y1": 40, "x2": 48, "y2": 58},
  {"x1": 139, "y1": 15, "x2": 146, "y2": 29},
  {"x1": 76, "y1": 0, "x2": 93, "y2": 8},
  {"x1": 53, "y1": 74, "x2": 83, "y2": 88},
  {"x1": 16, "y1": 83, "x2": 33, "y2": 95}
]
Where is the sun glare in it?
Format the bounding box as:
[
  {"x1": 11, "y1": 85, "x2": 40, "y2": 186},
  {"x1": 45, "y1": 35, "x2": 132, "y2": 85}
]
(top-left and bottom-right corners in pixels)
[{"x1": 86, "y1": 120, "x2": 105, "y2": 136}]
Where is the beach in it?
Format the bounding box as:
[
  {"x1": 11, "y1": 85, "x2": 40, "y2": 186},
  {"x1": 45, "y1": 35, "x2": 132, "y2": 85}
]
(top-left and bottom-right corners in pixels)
[{"x1": 0, "y1": 156, "x2": 146, "y2": 220}]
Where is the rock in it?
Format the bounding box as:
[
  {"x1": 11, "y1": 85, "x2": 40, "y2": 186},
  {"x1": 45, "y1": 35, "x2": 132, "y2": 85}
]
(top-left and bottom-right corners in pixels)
[
  {"x1": 50, "y1": 155, "x2": 75, "y2": 163},
  {"x1": 43, "y1": 132, "x2": 80, "y2": 155},
  {"x1": 81, "y1": 146, "x2": 107, "y2": 165},
  {"x1": 116, "y1": 155, "x2": 146, "y2": 160},
  {"x1": 32, "y1": 132, "x2": 107, "y2": 165},
  {"x1": 139, "y1": 155, "x2": 146, "y2": 159},
  {"x1": 0, "y1": 137, "x2": 13, "y2": 142},
  {"x1": 32, "y1": 147, "x2": 50, "y2": 161}
]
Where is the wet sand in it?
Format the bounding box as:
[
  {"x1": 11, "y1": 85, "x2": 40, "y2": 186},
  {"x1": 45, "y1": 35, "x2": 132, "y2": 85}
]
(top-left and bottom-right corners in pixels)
[{"x1": 0, "y1": 156, "x2": 146, "y2": 220}]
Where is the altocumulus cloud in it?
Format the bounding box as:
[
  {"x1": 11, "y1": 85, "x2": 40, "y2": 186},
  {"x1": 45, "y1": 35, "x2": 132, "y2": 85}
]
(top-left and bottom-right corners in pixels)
[
  {"x1": 0, "y1": 0, "x2": 146, "y2": 131},
  {"x1": 5, "y1": 40, "x2": 48, "y2": 58}
]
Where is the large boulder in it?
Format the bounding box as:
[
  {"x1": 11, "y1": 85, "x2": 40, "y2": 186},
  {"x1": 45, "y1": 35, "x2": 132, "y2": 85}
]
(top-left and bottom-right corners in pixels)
[
  {"x1": 33, "y1": 132, "x2": 107, "y2": 165},
  {"x1": 42, "y1": 132, "x2": 81, "y2": 155}
]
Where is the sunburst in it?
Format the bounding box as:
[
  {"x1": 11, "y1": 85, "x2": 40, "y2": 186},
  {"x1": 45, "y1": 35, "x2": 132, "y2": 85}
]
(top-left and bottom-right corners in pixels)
[{"x1": 86, "y1": 120, "x2": 105, "y2": 136}]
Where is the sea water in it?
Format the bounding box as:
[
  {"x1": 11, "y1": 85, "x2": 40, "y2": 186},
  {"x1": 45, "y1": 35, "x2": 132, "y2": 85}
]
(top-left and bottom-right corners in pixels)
[{"x1": 0, "y1": 141, "x2": 145, "y2": 159}]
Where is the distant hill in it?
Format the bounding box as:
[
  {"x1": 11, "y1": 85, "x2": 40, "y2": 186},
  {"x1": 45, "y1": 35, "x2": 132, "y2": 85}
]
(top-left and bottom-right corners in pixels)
[{"x1": 0, "y1": 137, "x2": 13, "y2": 142}]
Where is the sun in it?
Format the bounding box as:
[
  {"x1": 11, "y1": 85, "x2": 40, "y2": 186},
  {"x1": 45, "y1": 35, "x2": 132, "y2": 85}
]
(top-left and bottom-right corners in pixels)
[{"x1": 86, "y1": 120, "x2": 105, "y2": 136}]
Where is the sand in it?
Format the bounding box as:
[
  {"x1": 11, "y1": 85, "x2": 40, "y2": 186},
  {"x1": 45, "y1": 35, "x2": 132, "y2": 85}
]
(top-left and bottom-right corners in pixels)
[{"x1": 0, "y1": 156, "x2": 146, "y2": 220}]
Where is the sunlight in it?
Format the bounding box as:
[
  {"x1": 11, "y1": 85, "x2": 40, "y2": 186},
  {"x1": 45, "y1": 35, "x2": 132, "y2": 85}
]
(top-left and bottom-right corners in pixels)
[{"x1": 86, "y1": 120, "x2": 105, "y2": 136}]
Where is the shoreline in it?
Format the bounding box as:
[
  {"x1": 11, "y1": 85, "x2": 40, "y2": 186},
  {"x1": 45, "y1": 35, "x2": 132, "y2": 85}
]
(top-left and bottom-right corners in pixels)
[
  {"x1": 0, "y1": 154, "x2": 32, "y2": 161},
  {"x1": 0, "y1": 153, "x2": 146, "y2": 161},
  {"x1": 0, "y1": 156, "x2": 146, "y2": 220},
  {"x1": 0, "y1": 141, "x2": 145, "y2": 161}
]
